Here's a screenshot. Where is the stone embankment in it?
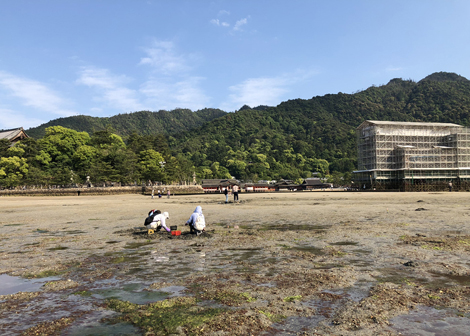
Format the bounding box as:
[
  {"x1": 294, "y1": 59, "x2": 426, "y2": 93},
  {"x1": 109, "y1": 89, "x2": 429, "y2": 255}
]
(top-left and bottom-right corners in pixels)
[{"x1": 0, "y1": 185, "x2": 203, "y2": 197}]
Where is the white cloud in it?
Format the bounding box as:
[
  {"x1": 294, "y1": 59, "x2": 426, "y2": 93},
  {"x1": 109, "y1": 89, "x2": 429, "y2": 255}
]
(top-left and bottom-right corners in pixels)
[
  {"x1": 139, "y1": 40, "x2": 192, "y2": 75},
  {"x1": 0, "y1": 108, "x2": 45, "y2": 130},
  {"x1": 137, "y1": 39, "x2": 210, "y2": 111},
  {"x1": 233, "y1": 17, "x2": 248, "y2": 31},
  {"x1": 0, "y1": 71, "x2": 75, "y2": 117},
  {"x1": 75, "y1": 40, "x2": 210, "y2": 114},
  {"x1": 224, "y1": 77, "x2": 288, "y2": 111},
  {"x1": 140, "y1": 77, "x2": 210, "y2": 111},
  {"x1": 77, "y1": 67, "x2": 145, "y2": 112},
  {"x1": 211, "y1": 13, "x2": 249, "y2": 31},
  {"x1": 221, "y1": 69, "x2": 318, "y2": 111},
  {"x1": 210, "y1": 19, "x2": 230, "y2": 27}
]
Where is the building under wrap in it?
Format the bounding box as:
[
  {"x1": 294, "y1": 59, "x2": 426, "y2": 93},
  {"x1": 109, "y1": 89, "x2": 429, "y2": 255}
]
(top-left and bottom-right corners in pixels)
[{"x1": 353, "y1": 120, "x2": 470, "y2": 191}]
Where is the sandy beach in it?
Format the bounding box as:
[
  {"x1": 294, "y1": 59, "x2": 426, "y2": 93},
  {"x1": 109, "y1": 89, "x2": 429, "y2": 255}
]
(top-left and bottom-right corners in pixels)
[{"x1": 1, "y1": 191, "x2": 470, "y2": 335}]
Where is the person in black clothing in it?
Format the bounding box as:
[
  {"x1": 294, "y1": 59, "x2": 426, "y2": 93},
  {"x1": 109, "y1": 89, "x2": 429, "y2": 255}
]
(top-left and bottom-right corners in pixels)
[{"x1": 223, "y1": 187, "x2": 229, "y2": 203}]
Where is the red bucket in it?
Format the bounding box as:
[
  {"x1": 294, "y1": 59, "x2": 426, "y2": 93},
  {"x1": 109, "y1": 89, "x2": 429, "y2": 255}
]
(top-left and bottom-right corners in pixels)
[{"x1": 171, "y1": 230, "x2": 181, "y2": 236}]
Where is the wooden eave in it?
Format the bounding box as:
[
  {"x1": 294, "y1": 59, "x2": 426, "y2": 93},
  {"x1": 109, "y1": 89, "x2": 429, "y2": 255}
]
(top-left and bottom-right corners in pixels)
[{"x1": 0, "y1": 127, "x2": 29, "y2": 142}]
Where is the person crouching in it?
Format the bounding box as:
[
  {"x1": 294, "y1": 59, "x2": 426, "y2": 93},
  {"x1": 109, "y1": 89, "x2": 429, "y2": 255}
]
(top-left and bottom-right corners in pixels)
[
  {"x1": 185, "y1": 206, "x2": 205, "y2": 235},
  {"x1": 145, "y1": 210, "x2": 171, "y2": 233}
]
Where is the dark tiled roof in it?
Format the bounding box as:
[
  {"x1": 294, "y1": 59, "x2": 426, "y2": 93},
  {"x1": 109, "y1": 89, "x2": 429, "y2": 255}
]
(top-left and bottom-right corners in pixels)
[
  {"x1": 201, "y1": 179, "x2": 239, "y2": 188},
  {"x1": 303, "y1": 179, "x2": 324, "y2": 186},
  {"x1": 0, "y1": 127, "x2": 28, "y2": 142}
]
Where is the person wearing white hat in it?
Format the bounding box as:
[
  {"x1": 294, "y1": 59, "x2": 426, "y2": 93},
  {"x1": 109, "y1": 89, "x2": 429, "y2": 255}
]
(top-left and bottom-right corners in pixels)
[{"x1": 146, "y1": 210, "x2": 170, "y2": 232}]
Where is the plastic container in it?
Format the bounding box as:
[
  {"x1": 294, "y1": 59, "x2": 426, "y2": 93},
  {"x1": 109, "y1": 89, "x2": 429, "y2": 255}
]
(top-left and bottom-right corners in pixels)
[
  {"x1": 171, "y1": 230, "x2": 181, "y2": 236},
  {"x1": 170, "y1": 225, "x2": 177, "y2": 231}
]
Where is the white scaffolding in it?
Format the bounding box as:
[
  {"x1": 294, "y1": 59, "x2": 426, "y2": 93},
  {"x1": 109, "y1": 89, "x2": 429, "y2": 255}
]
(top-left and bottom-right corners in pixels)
[{"x1": 356, "y1": 121, "x2": 470, "y2": 181}]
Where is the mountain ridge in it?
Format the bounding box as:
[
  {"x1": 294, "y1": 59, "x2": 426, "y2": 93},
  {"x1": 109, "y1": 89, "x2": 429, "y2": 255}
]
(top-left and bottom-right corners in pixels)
[
  {"x1": 26, "y1": 108, "x2": 227, "y2": 139},
  {"x1": 26, "y1": 71, "x2": 470, "y2": 140}
]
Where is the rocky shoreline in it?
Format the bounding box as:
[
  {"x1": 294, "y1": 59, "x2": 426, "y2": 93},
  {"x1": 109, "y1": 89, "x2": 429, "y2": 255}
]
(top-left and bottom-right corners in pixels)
[{"x1": 1, "y1": 192, "x2": 469, "y2": 335}]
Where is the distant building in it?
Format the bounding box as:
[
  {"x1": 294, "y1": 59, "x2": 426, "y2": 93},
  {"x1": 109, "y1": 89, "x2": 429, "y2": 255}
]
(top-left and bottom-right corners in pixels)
[
  {"x1": 353, "y1": 120, "x2": 470, "y2": 190},
  {"x1": 201, "y1": 179, "x2": 239, "y2": 193},
  {"x1": 274, "y1": 180, "x2": 299, "y2": 191},
  {"x1": 300, "y1": 178, "x2": 331, "y2": 190},
  {"x1": 0, "y1": 127, "x2": 29, "y2": 144},
  {"x1": 244, "y1": 182, "x2": 276, "y2": 192}
]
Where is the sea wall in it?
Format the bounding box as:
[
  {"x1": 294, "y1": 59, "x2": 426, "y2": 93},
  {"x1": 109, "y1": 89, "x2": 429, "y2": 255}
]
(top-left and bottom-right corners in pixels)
[
  {"x1": 0, "y1": 185, "x2": 204, "y2": 197},
  {"x1": 142, "y1": 185, "x2": 204, "y2": 196}
]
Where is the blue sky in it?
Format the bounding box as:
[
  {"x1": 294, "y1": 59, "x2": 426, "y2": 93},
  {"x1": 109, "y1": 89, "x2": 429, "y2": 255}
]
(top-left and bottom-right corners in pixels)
[{"x1": 1, "y1": 1, "x2": 470, "y2": 130}]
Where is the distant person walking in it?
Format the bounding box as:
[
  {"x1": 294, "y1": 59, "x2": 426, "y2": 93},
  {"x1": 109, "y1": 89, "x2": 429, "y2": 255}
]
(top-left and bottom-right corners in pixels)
[
  {"x1": 233, "y1": 184, "x2": 239, "y2": 202},
  {"x1": 167, "y1": 190, "x2": 171, "y2": 199},
  {"x1": 223, "y1": 187, "x2": 229, "y2": 204},
  {"x1": 448, "y1": 181, "x2": 453, "y2": 192}
]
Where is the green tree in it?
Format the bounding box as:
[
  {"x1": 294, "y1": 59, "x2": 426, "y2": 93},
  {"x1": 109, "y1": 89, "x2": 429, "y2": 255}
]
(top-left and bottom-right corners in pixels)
[
  {"x1": 6, "y1": 146, "x2": 25, "y2": 158},
  {"x1": 36, "y1": 126, "x2": 91, "y2": 183},
  {"x1": 210, "y1": 162, "x2": 232, "y2": 179},
  {"x1": 72, "y1": 145, "x2": 96, "y2": 177},
  {"x1": 306, "y1": 158, "x2": 329, "y2": 176},
  {"x1": 0, "y1": 139, "x2": 10, "y2": 158},
  {"x1": 138, "y1": 149, "x2": 166, "y2": 182},
  {"x1": 0, "y1": 156, "x2": 29, "y2": 187},
  {"x1": 226, "y1": 159, "x2": 247, "y2": 179},
  {"x1": 89, "y1": 129, "x2": 131, "y2": 183},
  {"x1": 329, "y1": 158, "x2": 356, "y2": 173},
  {"x1": 24, "y1": 166, "x2": 50, "y2": 186},
  {"x1": 164, "y1": 155, "x2": 195, "y2": 184}
]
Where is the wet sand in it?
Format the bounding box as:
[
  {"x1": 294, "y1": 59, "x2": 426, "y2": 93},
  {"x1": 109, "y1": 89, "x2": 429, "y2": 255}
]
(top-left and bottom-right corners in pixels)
[{"x1": 1, "y1": 192, "x2": 470, "y2": 335}]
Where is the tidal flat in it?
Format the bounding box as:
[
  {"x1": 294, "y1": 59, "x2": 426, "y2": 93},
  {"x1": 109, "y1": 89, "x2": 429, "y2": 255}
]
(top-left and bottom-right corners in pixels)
[{"x1": 1, "y1": 192, "x2": 470, "y2": 335}]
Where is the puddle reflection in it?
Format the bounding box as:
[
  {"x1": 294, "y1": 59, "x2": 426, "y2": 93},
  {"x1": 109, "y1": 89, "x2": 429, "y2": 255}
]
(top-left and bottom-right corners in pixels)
[
  {"x1": 92, "y1": 283, "x2": 170, "y2": 305},
  {"x1": 390, "y1": 306, "x2": 470, "y2": 335},
  {"x1": 0, "y1": 274, "x2": 60, "y2": 296}
]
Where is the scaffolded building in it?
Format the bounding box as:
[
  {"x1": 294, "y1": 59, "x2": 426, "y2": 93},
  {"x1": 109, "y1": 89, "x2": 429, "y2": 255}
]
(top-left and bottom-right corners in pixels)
[{"x1": 353, "y1": 121, "x2": 470, "y2": 190}]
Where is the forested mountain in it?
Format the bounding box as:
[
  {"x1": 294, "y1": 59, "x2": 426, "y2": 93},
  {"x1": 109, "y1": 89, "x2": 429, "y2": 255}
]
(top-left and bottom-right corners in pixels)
[
  {"x1": 26, "y1": 108, "x2": 227, "y2": 139},
  {"x1": 170, "y1": 72, "x2": 470, "y2": 181},
  {"x1": 3, "y1": 71, "x2": 469, "y2": 187}
]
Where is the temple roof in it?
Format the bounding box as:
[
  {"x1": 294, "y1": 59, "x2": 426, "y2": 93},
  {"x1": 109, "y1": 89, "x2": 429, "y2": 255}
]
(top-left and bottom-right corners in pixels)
[
  {"x1": 0, "y1": 127, "x2": 29, "y2": 142},
  {"x1": 358, "y1": 120, "x2": 462, "y2": 129}
]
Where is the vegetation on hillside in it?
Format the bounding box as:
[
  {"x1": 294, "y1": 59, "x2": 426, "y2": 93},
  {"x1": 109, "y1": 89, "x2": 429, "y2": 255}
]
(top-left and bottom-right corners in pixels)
[
  {"x1": 26, "y1": 108, "x2": 227, "y2": 139},
  {"x1": 2, "y1": 72, "x2": 469, "y2": 188}
]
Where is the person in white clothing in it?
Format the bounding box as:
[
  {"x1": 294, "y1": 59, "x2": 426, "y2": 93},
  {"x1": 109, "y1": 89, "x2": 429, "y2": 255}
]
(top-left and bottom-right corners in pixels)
[
  {"x1": 232, "y1": 185, "x2": 239, "y2": 202},
  {"x1": 185, "y1": 206, "x2": 205, "y2": 235},
  {"x1": 146, "y1": 210, "x2": 170, "y2": 232}
]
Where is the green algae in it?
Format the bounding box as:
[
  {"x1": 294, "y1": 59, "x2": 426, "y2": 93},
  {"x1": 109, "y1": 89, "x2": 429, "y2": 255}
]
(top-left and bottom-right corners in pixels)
[
  {"x1": 24, "y1": 269, "x2": 66, "y2": 279},
  {"x1": 258, "y1": 310, "x2": 286, "y2": 323},
  {"x1": 191, "y1": 285, "x2": 257, "y2": 306},
  {"x1": 283, "y1": 295, "x2": 302, "y2": 302},
  {"x1": 106, "y1": 296, "x2": 225, "y2": 335},
  {"x1": 72, "y1": 290, "x2": 92, "y2": 297}
]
